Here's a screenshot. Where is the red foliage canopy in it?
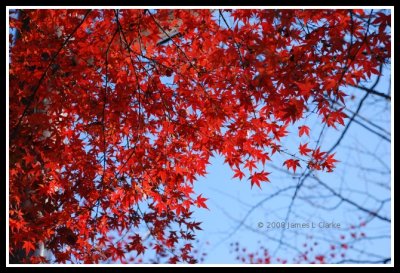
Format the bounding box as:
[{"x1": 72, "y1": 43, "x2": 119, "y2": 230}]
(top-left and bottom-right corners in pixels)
[{"x1": 8, "y1": 9, "x2": 390, "y2": 263}]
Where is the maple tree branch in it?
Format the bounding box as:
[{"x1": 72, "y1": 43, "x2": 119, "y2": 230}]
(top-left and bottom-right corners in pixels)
[
  {"x1": 218, "y1": 10, "x2": 245, "y2": 66},
  {"x1": 148, "y1": 11, "x2": 201, "y2": 75},
  {"x1": 348, "y1": 10, "x2": 355, "y2": 60},
  {"x1": 134, "y1": 19, "x2": 175, "y2": 123},
  {"x1": 331, "y1": 9, "x2": 374, "y2": 105},
  {"x1": 140, "y1": 11, "x2": 215, "y2": 113},
  {"x1": 350, "y1": 84, "x2": 391, "y2": 100},
  {"x1": 111, "y1": 21, "x2": 187, "y2": 256},
  {"x1": 114, "y1": 12, "x2": 149, "y2": 178},
  {"x1": 221, "y1": 185, "x2": 297, "y2": 241},
  {"x1": 336, "y1": 258, "x2": 391, "y2": 264},
  {"x1": 274, "y1": 169, "x2": 312, "y2": 253},
  {"x1": 311, "y1": 176, "x2": 390, "y2": 223},
  {"x1": 342, "y1": 144, "x2": 391, "y2": 174},
  {"x1": 327, "y1": 96, "x2": 390, "y2": 136},
  {"x1": 135, "y1": 205, "x2": 178, "y2": 259},
  {"x1": 113, "y1": 21, "x2": 211, "y2": 107},
  {"x1": 93, "y1": 22, "x2": 120, "y2": 245},
  {"x1": 325, "y1": 98, "x2": 390, "y2": 143},
  {"x1": 156, "y1": 32, "x2": 182, "y2": 46},
  {"x1": 218, "y1": 10, "x2": 258, "y2": 119},
  {"x1": 348, "y1": 116, "x2": 390, "y2": 143},
  {"x1": 327, "y1": 64, "x2": 383, "y2": 155},
  {"x1": 10, "y1": 9, "x2": 92, "y2": 141},
  {"x1": 296, "y1": 17, "x2": 311, "y2": 36}
]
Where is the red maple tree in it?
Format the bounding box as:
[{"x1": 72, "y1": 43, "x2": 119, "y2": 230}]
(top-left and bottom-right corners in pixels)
[{"x1": 8, "y1": 9, "x2": 390, "y2": 263}]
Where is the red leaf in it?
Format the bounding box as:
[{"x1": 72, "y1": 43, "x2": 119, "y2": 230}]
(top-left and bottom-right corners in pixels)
[
  {"x1": 296, "y1": 80, "x2": 315, "y2": 99},
  {"x1": 312, "y1": 147, "x2": 326, "y2": 162},
  {"x1": 299, "y1": 143, "x2": 312, "y2": 156},
  {"x1": 195, "y1": 194, "x2": 209, "y2": 209},
  {"x1": 298, "y1": 125, "x2": 310, "y2": 137},
  {"x1": 22, "y1": 240, "x2": 36, "y2": 256},
  {"x1": 249, "y1": 171, "x2": 270, "y2": 188},
  {"x1": 244, "y1": 160, "x2": 257, "y2": 173},
  {"x1": 283, "y1": 159, "x2": 301, "y2": 173},
  {"x1": 323, "y1": 153, "x2": 339, "y2": 172},
  {"x1": 315, "y1": 255, "x2": 325, "y2": 263},
  {"x1": 153, "y1": 244, "x2": 164, "y2": 254},
  {"x1": 233, "y1": 168, "x2": 245, "y2": 180}
]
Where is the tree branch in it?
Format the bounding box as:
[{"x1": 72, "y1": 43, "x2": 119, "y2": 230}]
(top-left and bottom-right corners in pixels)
[{"x1": 350, "y1": 84, "x2": 391, "y2": 100}]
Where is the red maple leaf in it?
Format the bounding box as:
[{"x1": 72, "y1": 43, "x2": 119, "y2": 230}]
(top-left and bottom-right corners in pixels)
[
  {"x1": 195, "y1": 194, "x2": 209, "y2": 209},
  {"x1": 244, "y1": 160, "x2": 257, "y2": 173},
  {"x1": 323, "y1": 153, "x2": 340, "y2": 172},
  {"x1": 323, "y1": 110, "x2": 347, "y2": 128},
  {"x1": 283, "y1": 159, "x2": 301, "y2": 173},
  {"x1": 312, "y1": 147, "x2": 327, "y2": 162},
  {"x1": 249, "y1": 171, "x2": 270, "y2": 188},
  {"x1": 299, "y1": 143, "x2": 312, "y2": 156},
  {"x1": 233, "y1": 168, "x2": 245, "y2": 180},
  {"x1": 296, "y1": 80, "x2": 315, "y2": 99},
  {"x1": 22, "y1": 240, "x2": 36, "y2": 256},
  {"x1": 298, "y1": 125, "x2": 310, "y2": 137}
]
